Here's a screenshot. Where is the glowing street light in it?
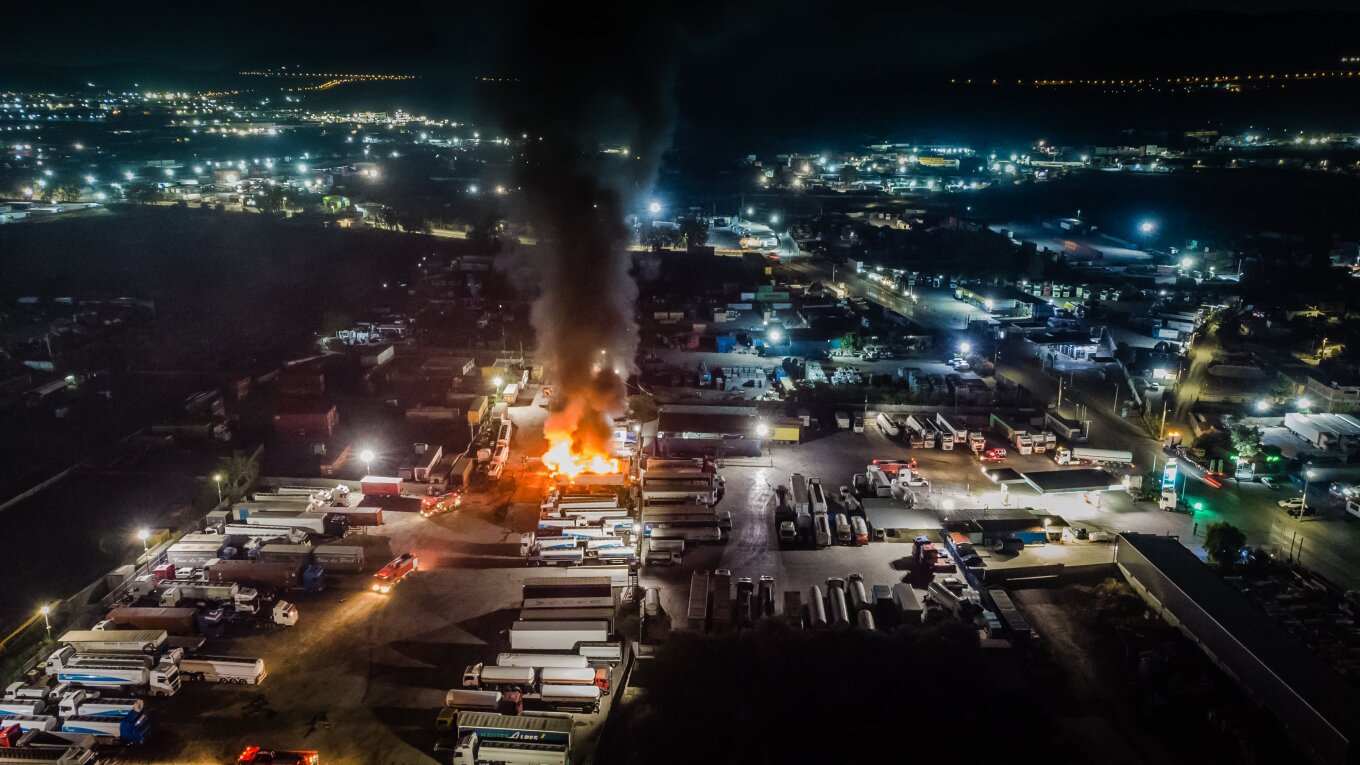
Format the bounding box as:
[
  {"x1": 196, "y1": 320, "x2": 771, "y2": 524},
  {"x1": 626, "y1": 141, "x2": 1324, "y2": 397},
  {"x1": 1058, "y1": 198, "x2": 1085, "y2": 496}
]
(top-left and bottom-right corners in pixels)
[
  {"x1": 769, "y1": 213, "x2": 780, "y2": 224},
  {"x1": 1298, "y1": 397, "x2": 1313, "y2": 411},
  {"x1": 746, "y1": 206, "x2": 754, "y2": 217},
  {"x1": 40, "y1": 605, "x2": 51, "y2": 637},
  {"x1": 212, "y1": 472, "x2": 224, "y2": 505},
  {"x1": 360, "y1": 449, "x2": 375, "y2": 476},
  {"x1": 960, "y1": 341, "x2": 972, "y2": 354},
  {"x1": 492, "y1": 376, "x2": 504, "y2": 390},
  {"x1": 1180, "y1": 257, "x2": 1194, "y2": 269},
  {"x1": 137, "y1": 528, "x2": 150, "y2": 552},
  {"x1": 1256, "y1": 400, "x2": 1271, "y2": 412},
  {"x1": 648, "y1": 200, "x2": 662, "y2": 214},
  {"x1": 768, "y1": 328, "x2": 784, "y2": 343},
  {"x1": 755, "y1": 422, "x2": 770, "y2": 438}
]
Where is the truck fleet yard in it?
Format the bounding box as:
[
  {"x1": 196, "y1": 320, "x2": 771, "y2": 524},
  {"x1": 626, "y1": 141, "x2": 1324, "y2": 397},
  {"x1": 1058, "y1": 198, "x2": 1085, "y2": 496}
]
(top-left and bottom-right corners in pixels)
[{"x1": 0, "y1": 386, "x2": 1208, "y2": 764}]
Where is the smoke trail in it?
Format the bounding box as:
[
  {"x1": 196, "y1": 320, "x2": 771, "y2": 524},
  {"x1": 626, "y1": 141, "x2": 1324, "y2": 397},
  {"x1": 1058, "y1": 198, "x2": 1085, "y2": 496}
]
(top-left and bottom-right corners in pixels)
[{"x1": 488, "y1": 4, "x2": 695, "y2": 459}]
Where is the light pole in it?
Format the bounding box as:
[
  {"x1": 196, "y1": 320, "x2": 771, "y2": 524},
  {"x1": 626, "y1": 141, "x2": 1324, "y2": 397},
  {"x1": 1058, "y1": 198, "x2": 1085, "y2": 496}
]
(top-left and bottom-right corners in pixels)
[
  {"x1": 1112, "y1": 382, "x2": 1120, "y2": 414},
  {"x1": 137, "y1": 528, "x2": 150, "y2": 553},
  {"x1": 360, "y1": 449, "x2": 375, "y2": 476},
  {"x1": 212, "y1": 472, "x2": 224, "y2": 506},
  {"x1": 1302, "y1": 470, "x2": 1316, "y2": 515},
  {"x1": 40, "y1": 605, "x2": 51, "y2": 638}
]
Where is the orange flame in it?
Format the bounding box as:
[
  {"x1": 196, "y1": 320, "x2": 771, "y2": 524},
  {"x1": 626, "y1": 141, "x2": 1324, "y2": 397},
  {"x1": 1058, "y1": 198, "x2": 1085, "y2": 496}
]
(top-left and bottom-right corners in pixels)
[{"x1": 542, "y1": 430, "x2": 620, "y2": 480}]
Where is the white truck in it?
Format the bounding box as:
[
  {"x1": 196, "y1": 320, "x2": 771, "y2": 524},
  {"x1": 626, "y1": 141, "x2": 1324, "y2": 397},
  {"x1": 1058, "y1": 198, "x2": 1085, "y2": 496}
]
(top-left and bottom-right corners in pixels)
[
  {"x1": 178, "y1": 655, "x2": 267, "y2": 685},
  {"x1": 52, "y1": 660, "x2": 180, "y2": 697},
  {"x1": 461, "y1": 663, "x2": 536, "y2": 692},
  {"x1": 495, "y1": 653, "x2": 589, "y2": 669},
  {"x1": 57, "y1": 690, "x2": 143, "y2": 718},
  {"x1": 875, "y1": 413, "x2": 900, "y2": 437},
  {"x1": 935, "y1": 412, "x2": 969, "y2": 443},
  {"x1": 509, "y1": 620, "x2": 609, "y2": 652},
  {"x1": 904, "y1": 415, "x2": 936, "y2": 448},
  {"x1": 57, "y1": 630, "x2": 166, "y2": 656},
  {"x1": 1054, "y1": 447, "x2": 1134, "y2": 466},
  {"x1": 989, "y1": 413, "x2": 1034, "y2": 455},
  {"x1": 128, "y1": 578, "x2": 294, "y2": 625}
]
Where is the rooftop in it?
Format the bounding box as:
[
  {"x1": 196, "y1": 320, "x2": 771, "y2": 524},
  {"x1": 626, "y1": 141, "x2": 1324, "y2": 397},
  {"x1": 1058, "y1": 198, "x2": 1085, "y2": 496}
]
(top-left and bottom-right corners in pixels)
[{"x1": 1022, "y1": 468, "x2": 1121, "y2": 494}]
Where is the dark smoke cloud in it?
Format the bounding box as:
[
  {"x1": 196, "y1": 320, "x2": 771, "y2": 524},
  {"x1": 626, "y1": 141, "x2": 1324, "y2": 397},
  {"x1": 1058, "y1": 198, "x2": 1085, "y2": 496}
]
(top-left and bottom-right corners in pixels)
[{"x1": 487, "y1": 3, "x2": 724, "y2": 453}]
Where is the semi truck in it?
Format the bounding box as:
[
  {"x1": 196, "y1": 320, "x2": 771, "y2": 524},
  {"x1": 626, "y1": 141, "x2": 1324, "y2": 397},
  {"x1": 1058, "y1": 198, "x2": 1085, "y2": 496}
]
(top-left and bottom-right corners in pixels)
[
  {"x1": 904, "y1": 415, "x2": 936, "y2": 448},
  {"x1": 875, "y1": 413, "x2": 900, "y2": 437},
  {"x1": 1044, "y1": 411, "x2": 1088, "y2": 443},
  {"x1": 318, "y1": 506, "x2": 383, "y2": 527},
  {"x1": 508, "y1": 621, "x2": 609, "y2": 652},
  {"x1": 230, "y1": 507, "x2": 349, "y2": 537},
  {"x1": 205, "y1": 560, "x2": 323, "y2": 593},
  {"x1": 935, "y1": 412, "x2": 969, "y2": 442},
  {"x1": 495, "y1": 654, "x2": 589, "y2": 669},
  {"x1": 178, "y1": 656, "x2": 266, "y2": 685},
  {"x1": 538, "y1": 667, "x2": 609, "y2": 693},
  {"x1": 52, "y1": 661, "x2": 179, "y2": 697},
  {"x1": 687, "y1": 571, "x2": 710, "y2": 627},
  {"x1": 1053, "y1": 447, "x2": 1134, "y2": 466},
  {"x1": 60, "y1": 712, "x2": 149, "y2": 745},
  {"x1": 309, "y1": 544, "x2": 365, "y2": 572},
  {"x1": 710, "y1": 570, "x2": 733, "y2": 631},
  {"x1": 165, "y1": 542, "x2": 229, "y2": 569},
  {"x1": 98, "y1": 608, "x2": 205, "y2": 636},
  {"x1": 461, "y1": 664, "x2": 536, "y2": 693},
  {"x1": 892, "y1": 584, "x2": 924, "y2": 625},
  {"x1": 359, "y1": 476, "x2": 403, "y2": 496},
  {"x1": 58, "y1": 631, "x2": 166, "y2": 656},
  {"x1": 989, "y1": 413, "x2": 1034, "y2": 455},
  {"x1": 538, "y1": 684, "x2": 600, "y2": 714},
  {"x1": 220, "y1": 524, "x2": 309, "y2": 545},
  {"x1": 56, "y1": 691, "x2": 142, "y2": 718},
  {"x1": 968, "y1": 431, "x2": 987, "y2": 452}
]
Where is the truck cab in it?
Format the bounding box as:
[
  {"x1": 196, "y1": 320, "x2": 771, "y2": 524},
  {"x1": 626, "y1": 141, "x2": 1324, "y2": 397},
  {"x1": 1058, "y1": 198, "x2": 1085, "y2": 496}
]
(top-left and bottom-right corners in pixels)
[
  {"x1": 237, "y1": 747, "x2": 320, "y2": 765},
  {"x1": 372, "y1": 553, "x2": 418, "y2": 593},
  {"x1": 421, "y1": 491, "x2": 462, "y2": 518}
]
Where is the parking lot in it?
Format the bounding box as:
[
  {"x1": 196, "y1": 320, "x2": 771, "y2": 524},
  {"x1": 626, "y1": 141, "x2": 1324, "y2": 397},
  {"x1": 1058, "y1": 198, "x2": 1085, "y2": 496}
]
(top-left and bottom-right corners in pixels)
[
  {"x1": 106, "y1": 475, "x2": 616, "y2": 765},
  {"x1": 104, "y1": 403, "x2": 1196, "y2": 765}
]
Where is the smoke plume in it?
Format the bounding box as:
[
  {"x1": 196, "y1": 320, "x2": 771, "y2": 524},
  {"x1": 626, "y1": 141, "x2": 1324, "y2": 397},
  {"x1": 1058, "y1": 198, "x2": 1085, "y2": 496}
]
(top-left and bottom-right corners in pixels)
[{"x1": 488, "y1": 4, "x2": 698, "y2": 460}]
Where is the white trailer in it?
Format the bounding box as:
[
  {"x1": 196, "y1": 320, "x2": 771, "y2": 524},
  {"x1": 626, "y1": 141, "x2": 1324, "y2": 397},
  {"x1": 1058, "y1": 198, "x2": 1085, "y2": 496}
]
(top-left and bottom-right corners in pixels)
[
  {"x1": 0, "y1": 715, "x2": 59, "y2": 732},
  {"x1": 495, "y1": 654, "x2": 589, "y2": 669},
  {"x1": 0, "y1": 701, "x2": 44, "y2": 717},
  {"x1": 58, "y1": 631, "x2": 166, "y2": 656},
  {"x1": 1055, "y1": 447, "x2": 1134, "y2": 466},
  {"x1": 57, "y1": 690, "x2": 143, "y2": 718},
  {"x1": 461, "y1": 663, "x2": 536, "y2": 692},
  {"x1": 178, "y1": 655, "x2": 266, "y2": 685},
  {"x1": 509, "y1": 621, "x2": 609, "y2": 652},
  {"x1": 935, "y1": 412, "x2": 968, "y2": 442},
  {"x1": 52, "y1": 661, "x2": 180, "y2": 697},
  {"x1": 905, "y1": 415, "x2": 936, "y2": 448},
  {"x1": 875, "y1": 413, "x2": 900, "y2": 437},
  {"x1": 538, "y1": 684, "x2": 601, "y2": 714},
  {"x1": 451, "y1": 733, "x2": 569, "y2": 765}
]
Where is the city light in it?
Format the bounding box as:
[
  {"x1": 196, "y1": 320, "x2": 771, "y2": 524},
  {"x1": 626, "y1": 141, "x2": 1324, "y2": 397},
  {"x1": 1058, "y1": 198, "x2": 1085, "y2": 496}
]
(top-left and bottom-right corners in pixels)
[
  {"x1": 648, "y1": 200, "x2": 661, "y2": 214},
  {"x1": 137, "y1": 528, "x2": 150, "y2": 552},
  {"x1": 1140, "y1": 220, "x2": 1156, "y2": 234},
  {"x1": 960, "y1": 342, "x2": 972, "y2": 354}
]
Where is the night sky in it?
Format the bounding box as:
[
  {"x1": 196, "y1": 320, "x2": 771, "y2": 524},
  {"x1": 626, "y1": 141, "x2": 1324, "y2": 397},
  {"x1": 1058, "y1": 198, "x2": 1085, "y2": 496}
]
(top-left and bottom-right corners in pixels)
[{"x1": 5, "y1": 1, "x2": 1360, "y2": 146}]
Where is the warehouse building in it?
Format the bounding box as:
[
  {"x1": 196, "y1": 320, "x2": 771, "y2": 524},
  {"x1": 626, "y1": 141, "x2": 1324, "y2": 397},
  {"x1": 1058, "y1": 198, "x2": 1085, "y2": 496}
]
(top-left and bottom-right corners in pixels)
[
  {"x1": 654, "y1": 404, "x2": 764, "y2": 458},
  {"x1": 1117, "y1": 533, "x2": 1360, "y2": 765}
]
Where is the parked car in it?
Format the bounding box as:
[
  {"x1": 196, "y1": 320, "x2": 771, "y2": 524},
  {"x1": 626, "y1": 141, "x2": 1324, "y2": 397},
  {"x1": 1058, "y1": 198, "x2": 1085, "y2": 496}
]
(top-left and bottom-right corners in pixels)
[
  {"x1": 1277, "y1": 497, "x2": 1305, "y2": 510},
  {"x1": 1262, "y1": 476, "x2": 1279, "y2": 489}
]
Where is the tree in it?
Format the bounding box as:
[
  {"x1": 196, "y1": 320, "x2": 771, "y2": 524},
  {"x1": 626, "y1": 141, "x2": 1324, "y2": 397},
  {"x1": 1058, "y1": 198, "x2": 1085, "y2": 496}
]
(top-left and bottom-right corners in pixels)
[
  {"x1": 377, "y1": 206, "x2": 400, "y2": 230},
  {"x1": 1204, "y1": 522, "x2": 1246, "y2": 567},
  {"x1": 838, "y1": 165, "x2": 860, "y2": 185},
  {"x1": 468, "y1": 214, "x2": 505, "y2": 254},
  {"x1": 839, "y1": 333, "x2": 858, "y2": 353},
  {"x1": 52, "y1": 182, "x2": 82, "y2": 203},
  {"x1": 216, "y1": 452, "x2": 260, "y2": 503},
  {"x1": 678, "y1": 218, "x2": 709, "y2": 249},
  {"x1": 1229, "y1": 422, "x2": 1263, "y2": 459}
]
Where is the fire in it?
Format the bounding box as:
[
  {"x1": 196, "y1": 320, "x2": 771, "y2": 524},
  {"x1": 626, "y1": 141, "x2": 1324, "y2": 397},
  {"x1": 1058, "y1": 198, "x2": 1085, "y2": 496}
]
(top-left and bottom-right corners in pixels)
[{"x1": 542, "y1": 431, "x2": 620, "y2": 480}]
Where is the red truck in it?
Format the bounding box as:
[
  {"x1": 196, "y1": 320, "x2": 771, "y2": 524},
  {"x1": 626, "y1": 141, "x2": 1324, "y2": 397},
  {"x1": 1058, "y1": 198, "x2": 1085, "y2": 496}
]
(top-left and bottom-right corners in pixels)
[
  {"x1": 371, "y1": 553, "x2": 418, "y2": 594},
  {"x1": 360, "y1": 476, "x2": 403, "y2": 497}
]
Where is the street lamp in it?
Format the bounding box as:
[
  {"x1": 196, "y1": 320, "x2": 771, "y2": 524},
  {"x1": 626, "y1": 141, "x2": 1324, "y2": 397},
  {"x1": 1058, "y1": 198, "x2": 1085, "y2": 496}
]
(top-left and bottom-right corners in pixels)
[
  {"x1": 40, "y1": 605, "x2": 51, "y2": 637},
  {"x1": 1139, "y1": 220, "x2": 1155, "y2": 235},
  {"x1": 769, "y1": 213, "x2": 780, "y2": 225},
  {"x1": 768, "y1": 329, "x2": 783, "y2": 344},
  {"x1": 648, "y1": 201, "x2": 661, "y2": 214},
  {"x1": 755, "y1": 422, "x2": 770, "y2": 438},
  {"x1": 492, "y1": 376, "x2": 504, "y2": 390},
  {"x1": 1255, "y1": 400, "x2": 1271, "y2": 412},
  {"x1": 137, "y1": 528, "x2": 150, "y2": 552},
  {"x1": 1298, "y1": 397, "x2": 1313, "y2": 411},
  {"x1": 746, "y1": 206, "x2": 754, "y2": 217},
  {"x1": 960, "y1": 341, "x2": 972, "y2": 354},
  {"x1": 1302, "y1": 470, "x2": 1316, "y2": 513},
  {"x1": 212, "y1": 472, "x2": 224, "y2": 505},
  {"x1": 360, "y1": 449, "x2": 375, "y2": 476}
]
